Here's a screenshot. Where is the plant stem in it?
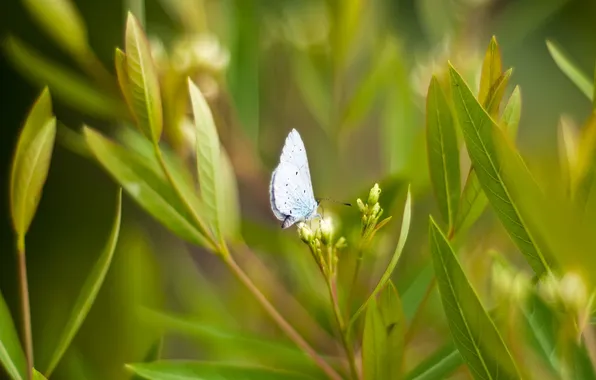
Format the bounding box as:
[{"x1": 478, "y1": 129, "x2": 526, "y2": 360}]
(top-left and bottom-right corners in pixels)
[
  {"x1": 222, "y1": 253, "x2": 343, "y2": 380},
  {"x1": 346, "y1": 246, "x2": 364, "y2": 316},
  {"x1": 17, "y1": 237, "x2": 33, "y2": 380},
  {"x1": 327, "y1": 276, "x2": 360, "y2": 380}
]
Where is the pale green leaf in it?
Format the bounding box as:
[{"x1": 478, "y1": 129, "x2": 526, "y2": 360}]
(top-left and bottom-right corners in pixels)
[
  {"x1": 478, "y1": 36, "x2": 503, "y2": 106},
  {"x1": 426, "y1": 76, "x2": 460, "y2": 231},
  {"x1": 219, "y1": 148, "x2": 241, "y2": 240},
  {"x1": 403, "y1": 343, "x2": 463, "y2": 380},
  {"x1": 22, "y1": 0, "x2": 88, "y2": 59},
  {"x1": 33, "y1": 369, "x2": 47, "y2": 380},
  {"x1": 83, "y1": 127, "x2": 214, "y2": 250},
  {"x1": 362, "y1": 282, "x2": 405, "y2": 380},
  {"x1": 44, "y1": 189, "x2": 123, "y2": 377},
  {"x1": 114, "y1": 48, "x2": 135, "y2": 118},
  {"x1": 449, "y1": 64, "x2": 553, "y2": 277},
  {"x1": 125, "y1": 361, "x2": 314, "y2": 380},
  {"x1": 125, "y1": 12, "x2": 163, "y2": 142},
  {"x1": 484, "y1": 69, "x2": 512, "y2": 118},
  {"x1": 501, "y1": 86, "x2": 522, "y2": 138},
  {"x1": 429, "y1": 217, "x2": 521, "y2": 379},
  {"x1": 188, "y1": 78, "x2": 222, "y2": 241},
  {"x1": 349, "y1": 187, "x2": 412, "y2": 327},
  {"x1": 0, "y1": 289, "x2": 26, "y2": 380},
  {"x1": 546, "y1": 40, "x2": 593, "y2": 100},
  {"x1": 3, "y1": 37, "x2": 126, "y2": 120},
  {"x1": 10, "y1": 87, "x2": 56, "y2": 241}
]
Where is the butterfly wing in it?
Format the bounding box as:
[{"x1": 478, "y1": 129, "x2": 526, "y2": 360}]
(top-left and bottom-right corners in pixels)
[{"x1": 269, "y1": 129, "x2": 318, "y2": 228}]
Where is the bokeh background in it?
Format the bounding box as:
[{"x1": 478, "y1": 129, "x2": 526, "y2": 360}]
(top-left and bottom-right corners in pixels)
[{"x1": 1, "y1": 0, "x2": 595, "y2": 379}]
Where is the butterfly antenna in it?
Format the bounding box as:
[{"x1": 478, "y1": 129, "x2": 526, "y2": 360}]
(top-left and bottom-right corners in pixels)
[{"x1": 316, "y1": 197, "x2": 352, "y2": 207}]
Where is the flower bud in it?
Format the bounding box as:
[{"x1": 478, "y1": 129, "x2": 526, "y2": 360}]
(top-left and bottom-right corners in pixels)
[
  {"x1": 560, "y1": 272, "x2": 587, "y2": 312},
  {"x1": 320, "y1": 218, "x2": 333, "y2": 245},
  {"x1": 370, "y1": 203, "x2": 381, "y2": 219},
  {"x1": 368, "y1": 183, "x2": 381, "y2": 205},
  {"x1": 335, "y1": 237, "x2": 347, "y2": 250},
  {"x1": 538, "y1": 273, "x2": 561, "y2": 306},
  {"x1": 356, "y1": 198, "x2": 366, "y2": 213},
  {"x1": 511, "y1": 273, "x2": 530, "y2": 302},
  {"x1": 298, "y1": 223, "x2": 313, "y2": 244}
]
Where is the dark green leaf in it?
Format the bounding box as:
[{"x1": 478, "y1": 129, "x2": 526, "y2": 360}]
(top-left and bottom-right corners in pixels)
[
  {"x1": 426, "y1": 76, "x2": 460, "y2": 231},
  {"x1": 3, "y1": 37, "x2": 126, "y2": 120},
  {"x1": 10, "y1": 88, "x2": 56, "y2": 242},
  {"x1": 362, "y1": 282, "x2": 405, "y2": 380},
  {"x1": 449, "y1": 64, "x2": 553, "y2": 277},
  {"x1": 546, "y1": 40, "x2": 593, "y2": 100},
  {"x1": 188, "y1": 79, "x2": 223, "y2": 241},
  {"x1": 125, "y1": 12, "x2": 163, "y2": 142},
  {"x1": 83, "y1": 127, "x2": 214, "y2": 250},
  {"x1": 0, "y1": 289, "x2": 26, "y2": 380},
  {"x1": 403, "y1": 343, "x2": 463, "y2": 380},
  {"x1": 44, "y1": 189, "x2": 123, "y2": 377},
  {"x1": 349, "y1": 187, "x2": 412, "y2": 326},
  {"x1": 126, "y1": 361, "x2": 315, "y2": 380},
  {"x1": 429, "y1": 217, "x2": 522, "y2": 379}
]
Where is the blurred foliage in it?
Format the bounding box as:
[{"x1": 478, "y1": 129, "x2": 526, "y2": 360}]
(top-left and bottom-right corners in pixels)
[{"x1": 2, "y1": 0, "x2": 596, "y2": 379}]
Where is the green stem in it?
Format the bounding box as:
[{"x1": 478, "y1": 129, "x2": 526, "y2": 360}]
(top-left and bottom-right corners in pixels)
[
  {"x1": 327, "y1": 275, "x2": 360, "y2": 380},
  {"x1": 17, "y1": 237, "x2": 33, "y2": 380},
  {"x1": 222, "y1": 252, "x2": 343, "y2": 380}
]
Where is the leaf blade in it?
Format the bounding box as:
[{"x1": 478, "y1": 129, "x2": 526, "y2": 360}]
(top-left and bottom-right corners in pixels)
[
  {"x1": 0, "y1": 289, "x2": 26, "y2": 380},
  {"x1": 478, "y1": 36, "x2": 503, "y2": 106},
  {"x1": 426, "y1": 76, "x2": 460, "y2": 230},
  {"x1": 546, "y1": 40, "x2": 593, "y2": 100},
  {"x1": 429, "y1": 217, "x2": 521, "y2": 379},
  {"x1": 44, "y1": 189, "x2": 123, "y2": 377}
]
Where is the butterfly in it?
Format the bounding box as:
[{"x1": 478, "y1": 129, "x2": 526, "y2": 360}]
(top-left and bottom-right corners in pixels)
[{"x1": 269, "y1": 129, "x2": 321, "y2": 229}]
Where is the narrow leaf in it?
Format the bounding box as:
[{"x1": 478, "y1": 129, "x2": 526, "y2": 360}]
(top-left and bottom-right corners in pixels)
[
  {"x1": 219, "y1": 148, "x2": 241, "y2": 240},
  {"x1": 429, "y1": 217, "x2": 521, "y2": 379},
  {"x1": 10, "y1": 87, "x2": 56, "y2": 241},
  {"x1": 484, "y1": 69, "x2": 512, "y2": 118},
  {"x1": 403, "y1": 343, "x2": 463, "y2": 380},
  {"x1": 125, "y1": 361, "x2": 314, "y2": 380},
  {"x1": 125, "y1": 12, "x2": 163, "y2": 142},
  {"x1": 478, "y1": 36, "x2": 503, "y2": 106},
  {"x1": 32, "y1": 369, "x2": 47, "y2": 380},
  {"x1": 453, "y1": 169, "x2": 487, "y2": 237},
  {"x1": 0, "y1": 289, "x2": 26, "y2": 380},
  {"x1": 44, "y1": 189, "x2": 123, "y2": 377},
  {"x1": 501, "y1": 86, "x2": 522, "y2": 138},
  {"x1": 114, "y1": 48, "x2": 135, "y2": 118},
  {"x1": 426, "y1": 76, "x2": 460, "y2": 230},
  {"x1": 188, "y1": 78, "x2": 222, "y2": 241},
  {"x1": 83, "y1": 127, "x2": 214, "y2": 250},
  {"x1": 546, "y1": 40, "x2": 593, "y2": 100},
  {"x1": 349, "y1": 187, "x2": 412, "y2": 326},
  {"x1": 3, "y1": 37, "x2": 126, "y2": 120},
  {"x1": 449, "y1": 64, "x2": 553, "y2": 277},
  {"x1": 362, "y1": 282, "x2": 405, "y2": 380},
  {"x1": 22, "y1": 0, "x2": 89, "y2": 59}
]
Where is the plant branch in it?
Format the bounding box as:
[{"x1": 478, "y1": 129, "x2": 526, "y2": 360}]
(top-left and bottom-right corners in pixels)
[
  {"x1": 17, "y1": 237, "x2": 33, "y2": 380},
  {"x1": 221, "y1": 252, "x2": 343, "y2": 380}
]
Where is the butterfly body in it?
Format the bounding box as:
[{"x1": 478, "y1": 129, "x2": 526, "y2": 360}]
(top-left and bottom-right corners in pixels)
[{"x1": 269, "y1": 129, "x2": 320, "y2": 228}]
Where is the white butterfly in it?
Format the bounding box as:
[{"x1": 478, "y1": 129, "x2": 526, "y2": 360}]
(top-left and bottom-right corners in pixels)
[{"x1": 269, "y1": 129, "x2": 320, "y2": 228}]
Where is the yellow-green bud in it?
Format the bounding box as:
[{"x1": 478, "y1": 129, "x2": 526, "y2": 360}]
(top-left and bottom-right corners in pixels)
[
  {"x1": 539, "y1": 273, "x2": 561, "y2": 306},
  {"x1": 298, "y1": 223, "x2": 314, "y2": 244},
  {"x1": 560, "y1": 272, "x2": 587, "y2": 312},
  {"x1": 320, "y1": 218, "x2": 333, "y2": 245},
  {"x1": 335, "y1": 237, "x2": 347, "y2": 250},
  {"x1": 370, "y1": 203, "x2": 381, "y2": 219},
  {"x1": 512, "y1": 273, "x2": 530, "y2": 302},
  {"x1": 357, "y1": 198, "x2": 366, "y2": 213},
  {"x1": 368, "y1": 183, "x2": 381, "y2": 205}
]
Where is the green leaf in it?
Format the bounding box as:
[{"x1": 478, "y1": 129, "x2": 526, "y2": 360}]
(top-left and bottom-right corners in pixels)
[
  {"x1": 188, "y1": 78, "x2": 223, "y2": 241},
  {"x1": 125, "y1": 361, "x2": 314, "y2": 380},
  {"x1": 362, "y1": 282, "x2": 405, "y2": 380},
  {"x1": 44, "y1": 189, "x2": 123, "y2": 377},
  {"x1": 429, "y1": 217, "x2": 521, "y2": 379},
  {"x1": 484, "y1": 69, "x2": 512, "y2": 118},
  {"x1": 501, "y1": 86, "x2": 522, "y2": 138},
  {"x1": 10, "y1": 88, "x2": 56, "y2": 243},
  {"x1": 449, "y1": 64, "x2": 553, "y2": 277},
  {"x1": 452, "y1": 168, "x2": 487, "y2": 237},
  {"x1": 21, "y1": 0, "x2": 89, "y2": 59},
  {"x1": 219, "y1": 148, "x2": 241, "y2": 241},
  {"x1": 3, "y1": 37, "x2": 126, "y2": 120},
  {"x1": 83, "y1": 127, "x2": 214, "y2": 250},
  {"x1": 426, "y1": 76, "x2": 460, "y2": 231},
  {"x1": 546, "y1": 40, "x2": 593, "y2": 100},
  {"x1": 33, "y1": 369, "x2": 47, "y2": 380},
  {"x1": 114, "y1": 48, "x2": 135, "y2": 118},
  {"x1": 0, "y1": 289, "x2": 26, "y2": 380},
  {"x1": 349, "y1": 187, "x2": 412, "y2": 327},
  {"x1": 403, "y1": 343, "x2": 463, "y2": 380},
  {"x1": 478, "y1": 36, "x2": 503, "y2": 106},
  {"x1": 125, "y1": 12, "x2": 163, "y2": 143}
]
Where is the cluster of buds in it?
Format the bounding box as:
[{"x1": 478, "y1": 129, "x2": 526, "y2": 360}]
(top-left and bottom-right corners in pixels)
[
  {"x1": 538, "y1": 272, "x2": 592, "y2": 314},
  {"x1": 298, "y1": 218, "x2": 346, "y2": 278},
  {"x1": 356, "y1": 183, "x2": 391, "y2": 244},
  {"x1": 491, "y1": 256, "x2": 531, "y2": 304}
]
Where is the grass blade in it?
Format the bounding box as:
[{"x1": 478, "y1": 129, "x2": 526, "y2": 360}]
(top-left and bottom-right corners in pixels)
[
  {"x1": 403, "y1": 343, "x2": 463, "y2": 380},
  {"x1": 449, "y1": 63, "x2": 553, "y2": 277},
  {"x1": 426, "y1": 76, "x2": 460, "y2": 231},
  {"x1": 546, "y1": 40, "x2": 593, "y2": 100},
  {"x1": 429, "y1": 217, "x2": 521, "y2": 379},
  {"x1": 0, "y1": 290, "x2": 26, "y2": 380},
  {"x1": 44, "y1": 189, "x2": 123, "y2": 377}
]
